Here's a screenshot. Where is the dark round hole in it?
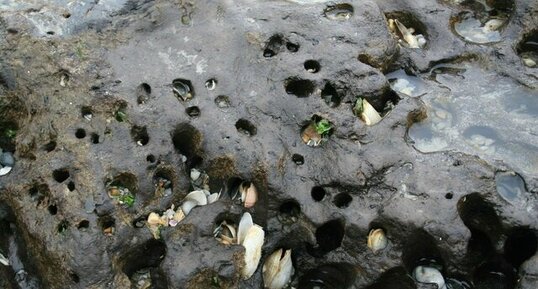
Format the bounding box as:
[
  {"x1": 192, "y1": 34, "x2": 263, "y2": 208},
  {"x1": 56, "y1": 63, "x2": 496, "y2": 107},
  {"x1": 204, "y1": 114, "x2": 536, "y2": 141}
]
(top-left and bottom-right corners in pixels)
[
  {"x1": 235, "y1": 119, "x2": 257, "y2": 136},
  {"x1": 131, "y1": 126, "x2": 149, "y2": 146},
  {"x1": 315, "y1": 219, "x2": 345, "y2": 253},
  {"x1": 445, "y1": 192, "x2": 453, "y2": 199},
  {"x1": 48, "y1": 204, "x2": 58, "y2": 215},
  {"x1": 47, "y1": 31, "x2": 55, "y2": 35},
  {"x1": 205, "y1": 78, "x2": 217, "y2": 90},
  {"x1": 263, "y1": 48, "x2": 276, "y2": 58},
  {"x1": 63, "y1": 12, "x2": 71, "y2": 18},
  {"x1": 53, "y1": 168, "x2": 70, "y2": 183},
  {"x1": 458, "y1": 193, "x2": 502, "y2": 243},
  {"x1": 132, "y1": 215, "x2": 147, "y2": 228},
  {"x1": 77, "y1": 220, "x2": 90, "y2": 230},
  {"x1": 285, "y1": 78, "x2": 315, "y2": 98},
  {"x1": 75, "y1": 129, "x2": 86, "y2": 139},
  {"x1": 333, "y1": 193, "x2": 352, "y2": 208},
  {"x1": 57, "y1": 220, "x2": 69, "y2": 233},
  {"x1": 292, "y1": 154, "x2": 304, "y2": 165},
  {"x1": 146, "y1": 154, "x2": 156, "y2": 163},
  {"x1": 99, "y1": 216, "x2": 115, "y2": 235},
  {"x1": 136, "y1": 83, "x2": 151, "y2": 104},
  {"x1": 70, "y1": 272, "x2": 80, "y2": 283},
  {"x1": 321, "y1": 83, "x2": 341, "y2": 107},
  {"x1": 44, "y1": 141, "x2": 57, "y2": 152},
  {"x1": 311, "y1": 186, "x2": 326, "y2": 201},
  {"x1": 279, "y1": 200, "x2": 301, "y2": 218},
  {"x1": 286, "y1": 42, "x2": 300, "y2": 52},
  {"x1": 304, "y1": 60, "x2": 321, "y2": 73},
  {"x1": 91, "y1": 133, "x2": 100, "y2": 144},
  {"x1": 186, "y1": 106, "x2": 201, "y2": 118},
  {"x1": 67, "y1": 181, "x2": 75, "y2": 191},
  {"x1": 7, "y1": 28, "x2": 18, "y2": 34},
  {"x1": 215, "y1": 95, "x2": 231, "y2": 108}
]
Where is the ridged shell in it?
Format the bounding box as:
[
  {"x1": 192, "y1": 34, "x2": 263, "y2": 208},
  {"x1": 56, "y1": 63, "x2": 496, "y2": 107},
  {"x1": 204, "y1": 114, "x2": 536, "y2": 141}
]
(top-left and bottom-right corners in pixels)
[{"x1": 263, "y1": 249, "x2": 294, "y2": 289}]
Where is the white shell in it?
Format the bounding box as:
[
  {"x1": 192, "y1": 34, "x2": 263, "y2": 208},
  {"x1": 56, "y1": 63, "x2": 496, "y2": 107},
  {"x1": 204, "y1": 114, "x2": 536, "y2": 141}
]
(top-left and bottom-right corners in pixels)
[
  {"x1": 241, "y1": 224, "x2": 265, "y2": 279},
  {"x1": 241, "y1": 182, "x2": 258, "y2": 208},
  {"x1": 263, "y1": 249, "x2": 294, "y2": 289},
  {"x1": 361, "y1": 99, "x2": 382, "y2": 126},
  {"x1": 184, "y1": 190, "x2": 208, "y2": 206},
  {"x1": 181, "y1": 200, "x2": 198, "y2": 215},
  {"x1": 0, "y1": 252, "x2": 9, "y2": 266},
  {"x1": 237, "y1": 212, "x2": 254, "y2": 245},
  {"x1": 207, "y1": 192, "x2": 221, "y2": 204},
  {"x1": 190, "y1": 169, "x2": 201, "y2": 181},
  {"x1": 413, "y1": 266, "x2": 446, "y2": 289},
  {"x1": 0, "y1": 166, "x2": 12, "y2": 176}
]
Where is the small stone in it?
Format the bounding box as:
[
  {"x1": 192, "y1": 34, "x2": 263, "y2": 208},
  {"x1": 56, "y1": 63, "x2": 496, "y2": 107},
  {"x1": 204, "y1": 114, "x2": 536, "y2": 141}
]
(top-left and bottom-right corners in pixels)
[{"x1": 0, "y1": 152, "x2": 15, "y2": 167}]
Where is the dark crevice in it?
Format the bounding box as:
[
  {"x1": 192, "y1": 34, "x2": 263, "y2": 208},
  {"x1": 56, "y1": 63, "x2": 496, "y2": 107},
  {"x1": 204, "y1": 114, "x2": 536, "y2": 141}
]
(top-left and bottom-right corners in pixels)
[
  {"x1": 298, "y1": 263, "x2": 357, "y2": 289},
  {"x1": 285, "y1": 78, "x2": 315, "y2": 98},
  {"x1": 292, "y1": 154, "x2": 304, "y2": 165},
  {"x1": 131, "y1": 125, "x2": 149, "y2": 146},
  {"x1": 314, "y1": 219, "x2": 345, "y2": 254},
  {"x1": 402, "y1": 229, "x2": 445, "y2": 273},
  {"x1": 119, "y1": 239, "x2": 167, "y2": 278},
  {"x1": 458, "y1": 193, "x2": 502, "y2": 243},
  {"x1": 333, "y1": 193, "x2": 352, "y2": 208},
  {"x1": 503, "y1": 227, "x2": 537, "y2": 268},
  {"x1": 171, "y1": 123, "x2": 203, "y2": 169},
  {"x1": 321, "y1": 82, "x2": 341, "y2": 107},
  {"x1": 264, "y1": 34, "x2": 285, "y2": 57},
  {"x1": 311, "y1": 186, "x2": 326, "y2": 202},
  {"x1": 235, "y1": 119, "x2": 257, "y2": 136},
  {"x1": 137, "y1": 83, "x2": 151, "y2": 104},
  {"x1": 52, "y1": 168, "x2": 70, "y2": 183},
  {"x1": 186, "y1": 106, "x2": 201, "y2": 118}
]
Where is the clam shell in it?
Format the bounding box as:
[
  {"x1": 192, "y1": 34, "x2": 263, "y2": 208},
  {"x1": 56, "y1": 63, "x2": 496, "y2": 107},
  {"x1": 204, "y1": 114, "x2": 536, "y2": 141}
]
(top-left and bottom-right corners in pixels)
[
  {"x1": 184, "y1": 190, "x2": 208, "y2": 206},
  {"x1": 207, "y1": 192, "x2": 221, "y2": 204},
  {"x1": 367, "y1": 228, "x2": 388, "y2": 253},
  {"x1": 0, "y1": 166, "x2": 12, "y2": 176},
  {"x1": 241, "y1": 182, "x2": 258, "y2": 208},
  {"x1": 413, "y1": 266, "x2": 446, "y2": 289},
  {"x1": 0, "y1": 253, "x2": 9, "y2": 266},
  {"x1": 237, "y1": 212, "x2": 254, "y2": 245},
  {"x1": 190, "y1": 168, "x2": 201, "y2": 181},
  {"x1": 181, "y1": 200, "x2": 198, "y2": 215},
  {"x1": 263, "y1": 249, "x2": 294, "y2": 289},
  {"x1": 241, "y1": 224, "x2": 265, "y2": 279},
  {"x1": 361, "y1": 99, "x2": 382, "y2": 126}
]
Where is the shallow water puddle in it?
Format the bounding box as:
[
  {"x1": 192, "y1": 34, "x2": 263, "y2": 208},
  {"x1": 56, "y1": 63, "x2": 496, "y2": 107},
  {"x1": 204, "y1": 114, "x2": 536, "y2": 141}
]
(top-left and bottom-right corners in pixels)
[
  {"x1": 495, "y1": 172, "x2": 528, "y2": 205},
  {"x1": 386, "y1": 69, "x2": 428, "y2": 97},
  {"x1": 408, "y1": 63, "x2": 538, "y2": 177}
]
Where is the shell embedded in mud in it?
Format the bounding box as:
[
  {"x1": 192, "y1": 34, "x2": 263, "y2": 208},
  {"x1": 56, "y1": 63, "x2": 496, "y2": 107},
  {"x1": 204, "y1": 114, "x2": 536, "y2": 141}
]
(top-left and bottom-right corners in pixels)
[
  {"x1": 367, "y1": 228, "x2": 388, "y2": 253},
  {"x1": 263, "y1": 249, "x2": 294, "y2": 289},
  {"x1": 237, "y1": 212, "x2": 265, "y2": 279}
]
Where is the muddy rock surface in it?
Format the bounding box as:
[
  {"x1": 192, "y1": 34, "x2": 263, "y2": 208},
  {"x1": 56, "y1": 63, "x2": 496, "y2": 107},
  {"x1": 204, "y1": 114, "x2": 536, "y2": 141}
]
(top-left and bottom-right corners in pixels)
[{"x1": 0, "y1": 0, "x2": 537, "y2": 288}]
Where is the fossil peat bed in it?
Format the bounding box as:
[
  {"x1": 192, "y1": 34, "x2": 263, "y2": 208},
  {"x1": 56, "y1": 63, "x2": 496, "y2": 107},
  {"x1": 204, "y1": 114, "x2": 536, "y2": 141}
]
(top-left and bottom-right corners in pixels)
[{"x1": 0, "y1": 0, "x2": 537, "y2": 288}]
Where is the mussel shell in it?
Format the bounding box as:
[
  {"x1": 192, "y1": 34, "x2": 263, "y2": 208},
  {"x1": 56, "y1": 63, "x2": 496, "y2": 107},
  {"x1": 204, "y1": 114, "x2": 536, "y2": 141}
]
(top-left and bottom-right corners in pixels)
[
  {"x1": 172, "y1": 79, "x2": 192, "y2": 100},
  {"x1": 298, "y1": 263, "x2": 357, "y2": 289}
]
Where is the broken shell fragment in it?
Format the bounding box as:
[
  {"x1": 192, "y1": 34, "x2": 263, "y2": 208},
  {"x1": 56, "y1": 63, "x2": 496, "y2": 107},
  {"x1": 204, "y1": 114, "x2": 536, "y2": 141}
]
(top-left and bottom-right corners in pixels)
[
  {"x1": 367, "y1": 228, "x2": 388, "y2": 253},
  {"x1": 413, "y1": 266, "x2": 446, "y2": 289},
  {"x1": 0, "y1": 151, "x2": 14, "y2": 176},
  {"x1": 214, "y1": 221, "x2": 237, "y2": 245},
  {"x1": 354, "y1": 98, "x2": 382, "y2": 126},
  {"x1": 0, "y1": 252, "x2": 9, "y2": 266},
  {"x1": 240, "y1": 182, "x2": 258, "y2": 208},
  {"x1": 388, "y1": 19, "x2": 425, "y2": 49},
  {"x1": 263, "y1": 249, "x2": 294, "y2": 289},
  {"x1": 190, "y1": 168, "x2": 201, "y2": 181}
]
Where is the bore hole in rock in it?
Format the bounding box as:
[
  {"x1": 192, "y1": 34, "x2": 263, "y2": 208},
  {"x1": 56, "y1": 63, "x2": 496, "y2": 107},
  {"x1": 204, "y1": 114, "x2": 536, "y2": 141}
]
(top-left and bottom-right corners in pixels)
[
  {"x1": 119, "y1": 239, "x2": 167, "y2": 277},
  {"x1": 285, "y1": 78, "x2": 315, "y2": 98},
  {"x1": 186, "y1": 106, "x2": 201, "y2": 118},
  {"x1": 131, "y1": 125, "x2": 149, "y2": 146},
  {"x1": 7, "y1": 28, "x2": 17, "y2": 34},
  {"x1": 47, "y1": 31, "x2": 55, "y2": 35},
  {"x1": 75, "y1": 128, "x2": 86, "y2": 139},
  {"x1": 504, "y1": 227, "x2": 537, "y2": 268},
  {"x1": 304, "y1": 60, "x2": 321, "y2": 73},
  {"x1": 171, "y1": 123, "x2": 203, "y2": 168},
  {"x1": 311, "y1": 186, "x2": 326, "y2": 201},
  {"x1": 263, "y1": 34, "x2": 285, "y2": 57},
  {"x1": 402, "y1": 229, "x2": 445, "y2": 272},
  {"x1": 91, "y1": 133, "x2": 100, "y2": 144},
  {"x1": 63, "y1": 12, "x2": 71, "y2": 18},
  {"x1": 315, "y1": 219, "x2": 345, "y2": 253},
  {"x1": 81, "y1": 106, "x2": 93, "y2": 120},
  {"x1": 364, "y1": 267, "x2": 414, "y2": 289},
  {"x1": 153, "y1": 168, "x2": 174, "y2": 197},
  {"x1": 58, "y1": 70, "x2": 69, "y2": 86},
  {"x1": 205, "y1": 78, "x2": 217, "y2": 90},
  {"x1": 235, "y1": 119, "x2": 257, "y2": 136},
  {"x1": 278, "y1": 200, "x2": 301, "y2": 222},
  {"x1": 445, "y1": 192, "x2": 453, "y2": 199},
  {"x1": 225, "y1": 177, "x2": 245, "y2": 199},
  {"x1": 70, "y1": 272, "x2": 80, "y2": 283},
  {"x1": 146, "y1": 154, "x2": 156, "y2": 163},
  {"x1": 457, "y1": 193, "x2": 502, "y2": 243},
  {"x1": 333, "y1": 193, "x2": 352, "y2": 208},
  {"x1": 48, "y1": 204, "x2": 58, "y2": 215},
  {"x1": 324, "y1": 3, "x2": 354, "y2": 21},
  {"x1": 29, "y1": 183, "x2": 50, "y2": 205},
  {"x1": 53, "y1": 168, "x2": 70, "y2": 183},
  {"x1": 301, "y1": 115, "x2": 334, "y2": 147},
  {"x1": 292, "y1": 154, "x2": 304, "y2": 165},
  {"x1": 57, "y1": 220, "x2": 69, "y2": 234},
  {"x1": 98, "y1": 216, "x2": 115, "y2": 235},
  {"x1": 286, "y1": 42, "x2": 300, "y2": 52},
  {"x1": 77, "y1": 220, "x2": 90, "y2": 230},
  {"x1": 136, "y1": 83, "x2": 151, "y2": 104},
  {"x1": 172, "y1": 78, "x2": 194, "y2": 101},
  {"x1": 516, "y1": 29, "x2": 538, "y2": 68},
  {"x1": 215, "y1": 95, "x2": 231, "y2": 108},
  {"x1": 321, "y1": 82, "x2": 341, "y2": 107},
  {"x1": 43, "y1": 141, "x2": 57, "y2": 152},
  {"x1": 67, "y1": 181, "x2": 75, "y2": 191},
  {"x1": 384, "y1": 11, "x2": 428, "y2": 49},
  {"x1": 107, "y1": 172, "x2": 138, "y2": 196}
]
